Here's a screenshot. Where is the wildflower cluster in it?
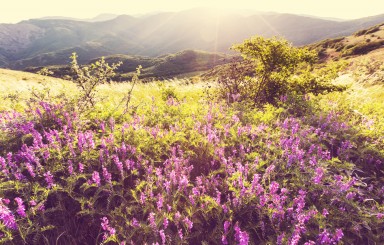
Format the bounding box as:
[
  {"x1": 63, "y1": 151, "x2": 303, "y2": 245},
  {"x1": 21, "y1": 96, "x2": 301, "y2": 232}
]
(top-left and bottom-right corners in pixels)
[{"x1": 0, "y1": 87, "x2": 383, "y2": 245}]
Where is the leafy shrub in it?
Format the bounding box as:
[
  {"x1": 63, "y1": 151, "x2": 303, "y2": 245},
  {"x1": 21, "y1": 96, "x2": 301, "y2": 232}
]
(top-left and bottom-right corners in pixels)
[
  {"x1": 70, "y1": 53, "x2": 122, "y2": 111},
  {"x1": 215, "y1": 36, "x2": 345, "y2": 106},
  {"x1": 159, "y1": 84, "x2": 179, "y2": 101}
]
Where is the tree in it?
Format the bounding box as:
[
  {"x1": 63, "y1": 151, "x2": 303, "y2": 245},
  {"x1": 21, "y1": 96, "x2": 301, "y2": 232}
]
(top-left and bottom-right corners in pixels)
[{"x1": 217, "y1": 36, "x2": 345, "y2": 106}]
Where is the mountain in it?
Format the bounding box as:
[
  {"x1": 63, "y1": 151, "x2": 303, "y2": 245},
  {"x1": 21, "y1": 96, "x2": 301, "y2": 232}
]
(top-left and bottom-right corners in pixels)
[
  {"x1": 36, "y1": 13, "x2": 119, "y2": 22},
  {"x1": 2, "y1": 9, "x2": 384, "y2": 69}
]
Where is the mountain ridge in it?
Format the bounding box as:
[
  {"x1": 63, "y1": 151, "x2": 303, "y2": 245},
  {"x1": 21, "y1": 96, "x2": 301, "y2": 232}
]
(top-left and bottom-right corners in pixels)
[{"x1": 2, "y1": 9, "x2": 384, "y2": 69}]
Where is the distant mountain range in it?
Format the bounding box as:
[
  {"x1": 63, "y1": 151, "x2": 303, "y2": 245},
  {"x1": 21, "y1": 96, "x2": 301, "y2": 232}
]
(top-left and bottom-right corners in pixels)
[
  {"x1": 1, "y1": 8, "x2": 384, "y2": 70},
  {"x1": 36, "y1": 13, "x2": 120, "y2": 23}
]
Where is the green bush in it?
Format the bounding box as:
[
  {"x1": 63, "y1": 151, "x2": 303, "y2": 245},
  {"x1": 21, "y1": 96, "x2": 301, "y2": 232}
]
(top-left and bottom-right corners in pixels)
[{"x1": 215, "y1": 36, "x2": 345, "y2": 106}]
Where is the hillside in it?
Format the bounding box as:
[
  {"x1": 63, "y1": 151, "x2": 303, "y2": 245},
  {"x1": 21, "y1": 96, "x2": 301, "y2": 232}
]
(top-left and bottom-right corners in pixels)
[
  {"x1": 25, "y1": 50, "x2": 230, "y2": 80},
  {"x1": 2, "y1": 9, "x2": 384, "y2": 69},
  {"x1": 309, "y1": 23, "x2": 384, "y2": 61}
]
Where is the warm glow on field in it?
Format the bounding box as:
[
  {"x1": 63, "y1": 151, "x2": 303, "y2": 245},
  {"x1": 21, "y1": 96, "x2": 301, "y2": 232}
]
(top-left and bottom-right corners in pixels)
[{"x1": 2, "y1": 0, "x2": 384, "y2": 23}]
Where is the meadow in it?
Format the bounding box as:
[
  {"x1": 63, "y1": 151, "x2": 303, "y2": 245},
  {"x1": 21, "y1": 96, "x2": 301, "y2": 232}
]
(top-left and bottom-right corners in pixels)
[{"x1": 0, "y1": 38, "x2": 383, "y2": 244}]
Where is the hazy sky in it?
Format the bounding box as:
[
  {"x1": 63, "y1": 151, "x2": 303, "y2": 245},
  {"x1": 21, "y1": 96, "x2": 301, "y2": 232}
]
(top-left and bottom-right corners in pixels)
[{"x1": 2, "y1": 0, "x2": 384, "y2": 23}]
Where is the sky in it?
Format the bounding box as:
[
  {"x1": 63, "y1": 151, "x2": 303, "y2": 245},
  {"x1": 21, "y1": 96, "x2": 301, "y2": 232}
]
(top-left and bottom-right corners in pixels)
[{"x1": 1, "y1": 0, "x2": 384, "y2": 23}]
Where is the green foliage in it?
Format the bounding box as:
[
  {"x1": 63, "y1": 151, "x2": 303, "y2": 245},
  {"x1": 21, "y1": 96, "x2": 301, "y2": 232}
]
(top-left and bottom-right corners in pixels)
[
  {"x1": 290, "y1": 61, "x2": 348, "y2": 94},
  {"x1": 160, "y1": 85, "x2": 179, "y2": 101},
  {"x1": 215, "y1": 36, "x2": 345, "y2": 106}
]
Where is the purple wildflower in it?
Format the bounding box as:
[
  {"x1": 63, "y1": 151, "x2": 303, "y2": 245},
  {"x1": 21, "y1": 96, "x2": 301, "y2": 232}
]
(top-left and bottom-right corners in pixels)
[
  {"x1": 77, "y1": 132, "x2": 85, "y2": 153},
  {"x1": 84, "y1": 131, "x2": 95, "y2": 149},
  {"x1": 25, "y1": 162, "x2": 35, "y2": 178},
  {"x1": 0, "y1": 200, "x2": 17, "y2": 230},
  {"x1": 0, "y1": 157, "x2": 8, "y2": 175},
  {"x1": 222, "y1": 234, "x2": 228, "y2": 244},
  {"x1": 346, "y1": 192, "x2": 356, "y2": 200},
  {"x1": 109, "y1": 117, "x2": 115, "y2": 131},
  {"x1": 78, "y1": 162, "x2": 84, "y2": 173},
  {"x1": 101, "y1": 217, "x2": 115, "y2": 240},
  {"x1": 313, "y1": 167, "x2": 324, "y2": 184},
  {"x1": 183, "y1": 217, "x2": 193, "y2": 231},
  {"x1": 290, "y1": 228, "x2": 301, "y2": 245},
  {"x1": 265, "y1": 164, "x2": 275, "y2": 176},
  {"x1": 322, "y1": 208, "x2": 329, "y2": 217},
  {"x1": 149, "y1": 212, "x2": 157, "y2": 231},
  {"x1": 224, "y1": 221, "x2": 231, "y2": 234},
  {"x1": 14, "y1": 197, "x2": 26, "y2": 218},
  {"x1": 112, "y1": 155, "x2": 124, "y2": 176},
  {"x1": 132, "y1": 218, "x2": 140, "y2": 227},
  {"x1": 139, "y1": 192, "x2": 146, "y2": 205},
  {"x1": 157, "y1": 195, "x2": 164, "y2": 210},
  {"x1": 43, "y1": 171, "x2": 55, "y2": 188},
  {"x1": 43, "y1": 150, "x2": 50, "y2": 161},
  {"x1": 234, "y1": 222, "x2": 249, "y2": 245},
  {"x1": 174, "y1": 211, "x2": 181, "y2": 224},
  {"x1": 38, "y1": 204, "x2": 45, "y2": 212},
  {"x1": 318, "y1": 229, "x2": 332, "y2": 244},
  {"x1": 277, "y1": 232, "x2": 285, "y2": 245},
  {"x1": 163, "y1": 218, "x2": 169, "y2": 229},
  {"x1": 159, "y1": 229, "x2": 166, "y2": 245},
  {"x1": 178, "y1": 229, "x2": 183, "y2": 240},
  {"x1": 269, "y1": 181, "x2": 279, "y2": 194},
  {"x1": 92, "y1": 171, "x2": 101, "y2": 186},
  {"x1": 100, "y1": 121, "x2": 106, "y2": 133},
  {"x1": 333, "y1": 229, "x2": 344, "y2": 242},
  {"x1": 102, "y1": 167, "x2": 112, "y2": 183},
  {"x1": 304, "y1": 241, "x2": 315, "y2": 245},
  {"x1": 309, "y1": 155, "x2": 317, "y2": 166}
]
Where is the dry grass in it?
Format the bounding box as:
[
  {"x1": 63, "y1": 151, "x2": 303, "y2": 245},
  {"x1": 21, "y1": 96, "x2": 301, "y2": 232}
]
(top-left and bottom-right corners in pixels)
[
  {"x1": 0, "y1": 68, "x2": 75, "y2": 93},
  {"x1": 0, "y1": 68, "x2": 208, "y2": 113}
]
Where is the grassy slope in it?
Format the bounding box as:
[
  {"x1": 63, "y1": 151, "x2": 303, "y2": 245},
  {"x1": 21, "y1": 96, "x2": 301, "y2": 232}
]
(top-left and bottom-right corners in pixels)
[
  {"x1": 0, "y1": 68, "x2": 205, "y2": 111},
  {"x1": 308, "y1": 23, "x2": 384, "y2": 61},
  {"x1": 0, "y1": 68, "x2": 77, "y2": 111}
]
